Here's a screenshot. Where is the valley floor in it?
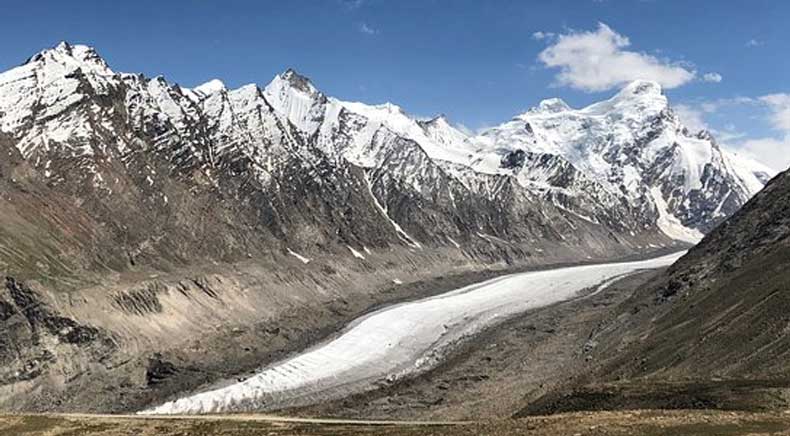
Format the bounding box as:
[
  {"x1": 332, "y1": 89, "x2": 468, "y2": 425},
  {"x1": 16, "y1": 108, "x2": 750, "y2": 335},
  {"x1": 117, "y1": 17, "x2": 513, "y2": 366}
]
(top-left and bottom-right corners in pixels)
[
  {"x1": 298, "y1": 269, "x2": 663, "y2": 420},
  {"x1": 293, "y1": 267, "x2": 790, "y2": 422},
  {"x1": 144, "y1": 253, "x2": 683, "y2": 415},
  {"x1": 0, "y1": 245, "x2": 682, "y2": 414},
  {"x1": 3, "y1": 410, "x2": 790, "y2": 435}
]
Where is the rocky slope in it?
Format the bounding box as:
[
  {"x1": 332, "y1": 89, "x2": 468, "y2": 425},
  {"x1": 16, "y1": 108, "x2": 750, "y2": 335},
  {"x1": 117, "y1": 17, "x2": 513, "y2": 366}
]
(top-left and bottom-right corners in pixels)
[
  {"x1": 521, "y1": 168, "x2": 790, "y2": 414},
  {"x1": 0, "y1": 41, "x2": 773, "y2": 412},
  {"x1": 602, "y1": 167, "x2": 790, "y2": 378}
]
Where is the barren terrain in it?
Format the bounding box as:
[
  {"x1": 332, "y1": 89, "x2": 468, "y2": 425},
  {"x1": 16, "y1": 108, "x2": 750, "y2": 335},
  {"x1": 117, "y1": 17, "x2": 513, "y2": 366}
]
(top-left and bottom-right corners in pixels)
[{"x1": 3, "y1": 410, "x2": 789, "y2": 435}]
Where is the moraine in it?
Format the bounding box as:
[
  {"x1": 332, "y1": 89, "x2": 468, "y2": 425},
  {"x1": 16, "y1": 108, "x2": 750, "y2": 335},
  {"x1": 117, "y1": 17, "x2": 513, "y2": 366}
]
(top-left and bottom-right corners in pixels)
[{"x1": 143, "y1": 251, "x2": 685, "y2": 415}]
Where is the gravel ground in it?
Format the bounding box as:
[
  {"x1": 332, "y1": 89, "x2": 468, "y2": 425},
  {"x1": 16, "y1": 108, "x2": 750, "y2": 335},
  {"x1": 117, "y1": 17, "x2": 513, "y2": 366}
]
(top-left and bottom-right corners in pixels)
[{"x1": 2, "y1": 410, "x2": 789, "y2": 435}]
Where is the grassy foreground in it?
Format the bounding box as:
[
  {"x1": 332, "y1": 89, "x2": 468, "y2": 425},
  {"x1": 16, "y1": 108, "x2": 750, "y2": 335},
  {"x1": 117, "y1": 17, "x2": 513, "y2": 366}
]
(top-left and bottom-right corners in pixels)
[{"x1": 2, "y1": 410, "x2": 790, "y2": 436}]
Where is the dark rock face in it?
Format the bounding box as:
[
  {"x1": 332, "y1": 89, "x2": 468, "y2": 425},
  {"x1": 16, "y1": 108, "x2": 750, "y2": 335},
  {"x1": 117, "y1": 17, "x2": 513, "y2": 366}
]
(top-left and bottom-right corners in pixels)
[
  {"x1": 113, "y1": 286, "x2": 164, "y2": 316},
  {"x1": 500, "y1": 149, "x2": 527, "y2": 169},
  {"x1": 660, "y1": 169, "x2": 790, "y2": 296},
  {"x1": 0, "y1": 277, "x2": 115, "y2": 386},
  {"x1": 4, "y1": 277, "x2": 104, "y2": 346},
  {"x1": 146, "y1": 353, "x2": 178, "y2": 386}
]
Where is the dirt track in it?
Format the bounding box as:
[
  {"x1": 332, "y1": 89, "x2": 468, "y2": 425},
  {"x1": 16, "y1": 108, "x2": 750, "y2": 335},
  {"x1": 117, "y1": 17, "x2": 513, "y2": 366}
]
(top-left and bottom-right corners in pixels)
[{"x1": 3, "y1": 410, "x2": 790, "y2": 435}]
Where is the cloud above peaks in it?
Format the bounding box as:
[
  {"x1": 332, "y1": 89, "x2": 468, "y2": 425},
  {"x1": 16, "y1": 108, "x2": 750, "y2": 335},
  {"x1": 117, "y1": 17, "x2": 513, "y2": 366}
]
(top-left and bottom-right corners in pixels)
[
  {"x1": 738, "y1": 136, "x2": 790, "y2": 172},
  {"x1": 759, "y1": 93, "x2": 790, "y2": 132},
  {"x1": 703, "y1": 72, "x2": 723, "y2": 83},
  {"x1": 674, "y1": 104, "x2": 710, "y2": 133},
  {"x1": 531, "y1": 31, "x2": 555, "y2": 40},
  {"x1": 357, "y1": 22, "x2": 379, "y2": 35},
  {"x1": 740, "y1": 93, "x2": 790, "y2": 170},
  {"x1": 536, "y1": 23, "x2": 696, "y2": 92},
  {"x1": 677, "y1": 95, "x2": 790, "y2": 171},
  {"x1": 340, "y1": 0, "x2": 365, "y2": 10}
]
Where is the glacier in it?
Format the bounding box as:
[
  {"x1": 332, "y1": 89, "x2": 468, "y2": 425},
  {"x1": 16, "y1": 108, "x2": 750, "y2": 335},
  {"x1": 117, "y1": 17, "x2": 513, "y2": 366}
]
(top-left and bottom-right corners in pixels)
[{"x1": 142, "y1": 251, "x2": 685, "y2": 415}]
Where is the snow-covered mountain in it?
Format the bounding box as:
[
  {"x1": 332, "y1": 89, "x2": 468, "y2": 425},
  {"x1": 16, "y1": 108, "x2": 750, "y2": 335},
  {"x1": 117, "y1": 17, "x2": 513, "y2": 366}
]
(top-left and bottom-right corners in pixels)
[
  {"x1": 463, "y1": 80, "x2": 773, "y2": 242},
  {"x1": 257, "y1": 69, "x2": 771, "y2": 244},
  {"x1": 0, "y1": 42, "x2": 776, "y2": 413},
  {"x1": 0, "y1": 42, "x2": 771, "y2": 282}
]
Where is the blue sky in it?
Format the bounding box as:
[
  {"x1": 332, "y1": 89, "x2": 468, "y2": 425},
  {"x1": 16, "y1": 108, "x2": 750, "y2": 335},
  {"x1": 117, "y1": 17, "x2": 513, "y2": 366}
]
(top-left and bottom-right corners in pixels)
[{"x1": 1, "y1": 0, "x2": 789, "y2": 169}]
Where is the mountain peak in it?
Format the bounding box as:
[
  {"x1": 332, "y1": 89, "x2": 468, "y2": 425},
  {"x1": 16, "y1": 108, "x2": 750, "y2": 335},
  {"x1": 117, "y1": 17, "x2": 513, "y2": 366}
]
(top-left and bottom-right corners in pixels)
[
  {"x1": 418, "y1": 114, "x2": 457, "y2": 133},
  {"x1": 535, "y1": 98, "x2": 571, "y2": 113},
  {"x1": 280, "y1": 68, "x2": 318, "y2": 94},
  {"x1": 423, "y1": 114, "x2": 450, "y2": 125},
  {"x1": 695, "y1": 129, "x2": 716, "y2": 142},
  {"x1": 578, "y1": 79, "x2": 668, "y2": 117},
  {"x1": 25, "y1": 41, "x2": 113, "y2": 75},
  {"x1": 376, "y1": 102, "x2": 406, "y2": 115},
  {"x1": 617, "y1": 80, "x2": 664, "y2": 98},
  {"x1": 194, "y1": 79, "x2": 226, "y2": 96},
  {"x1": 55, "y1": 40, "x2": 72, "y2": 52}
]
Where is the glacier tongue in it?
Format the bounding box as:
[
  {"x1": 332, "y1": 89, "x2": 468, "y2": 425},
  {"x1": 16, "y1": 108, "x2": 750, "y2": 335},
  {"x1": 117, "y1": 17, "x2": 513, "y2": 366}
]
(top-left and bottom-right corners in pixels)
[{"x1": 142, "y1": 251, "x2": 686, "y2": 414}]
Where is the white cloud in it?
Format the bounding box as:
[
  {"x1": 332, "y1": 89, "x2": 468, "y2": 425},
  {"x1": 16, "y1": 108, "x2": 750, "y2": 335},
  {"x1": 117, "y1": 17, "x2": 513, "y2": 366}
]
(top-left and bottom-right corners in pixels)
[
  {"x1": 697, "y1": 96, "x2": 756, "y2": 113},
  {"x1": 532, "y1": 31, "x2": 555, "y2": 40},
  {"x1": 456, "y1": 122, "x2": 492, "y2": 136},
  {"x1": 702, "y1": 72, "x2": 723, "y2": 83},
  {"x1": 737, "y1": 135, "x2": 790, "y2": 171},
  {"x1": 674, "y1": 104, "x2": 709, "y2": 133},
  {"x1": 341, "y1": 0, "x2": 365, "y2": 9},
  {"x1": 759, "y1": 93, "x2": 790, "y2": 131},
  {"x1": 674, "y1": 103, "x2": 747, "y2": 141},
  {"x1": 749, "y1": 94, "x2": 790, "y2": 170},
  {"x1": 455, "y1": 123, "x2": 475, "y2": 136},
  {"x1": 717, "y1": 129, "x2": 747, "y2": 143},
  {"x1": 680, "y1": 95, "x2": 790, "y2": 171},
  {"x1": 536, "y1": 23, "x2": 696, "y2": 92},
  {"x1": 700, "y1": 101, "x2": 719, "y2": 113},
  {"x1": 357, "y1": 22, "x2": 378, "y2": 35},
  {"x1": 746, "y1": 39, "x2": 764, "y2": 47}
]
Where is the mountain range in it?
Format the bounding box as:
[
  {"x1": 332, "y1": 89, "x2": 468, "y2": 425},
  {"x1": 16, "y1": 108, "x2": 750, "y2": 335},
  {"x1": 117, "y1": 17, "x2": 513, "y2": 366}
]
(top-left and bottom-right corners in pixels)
[
  {"x1": 0, "y1": 42, "x2": 774, "y2": 285},
  {"x1": 0, "y1": 42, "x2": 777, "y2": 412}
]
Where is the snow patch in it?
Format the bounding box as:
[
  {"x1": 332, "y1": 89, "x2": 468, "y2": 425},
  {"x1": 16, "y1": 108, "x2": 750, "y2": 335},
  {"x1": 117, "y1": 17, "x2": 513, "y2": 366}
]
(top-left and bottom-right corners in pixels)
[
  {"x1": 287, "y1": 248, "x2": 311, "y2": 264},
  {"x1": 365, "y1": 175, "x2": 422, "y2": 249},
  {"x1": 650, "y1": 187, "x2": 703, "y2": 243},
  {"x1": 347, "y1": 246, "x2": 366, "y2": 260}
]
